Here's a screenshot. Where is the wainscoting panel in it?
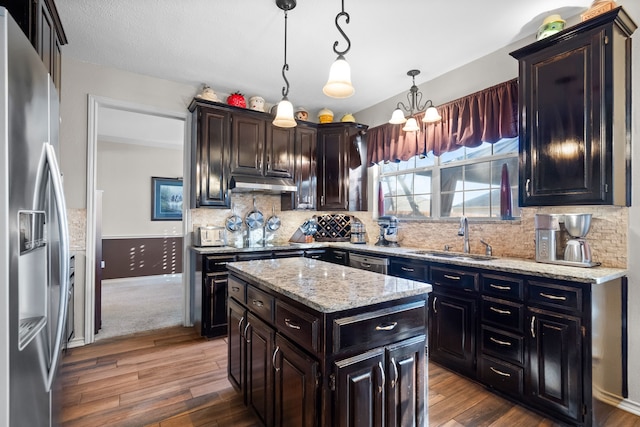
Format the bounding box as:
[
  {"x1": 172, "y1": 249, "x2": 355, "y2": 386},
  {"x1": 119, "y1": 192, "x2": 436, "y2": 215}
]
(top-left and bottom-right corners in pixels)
[{"x1": 102, "y1": 237, "x2": 183, "y2": 279}]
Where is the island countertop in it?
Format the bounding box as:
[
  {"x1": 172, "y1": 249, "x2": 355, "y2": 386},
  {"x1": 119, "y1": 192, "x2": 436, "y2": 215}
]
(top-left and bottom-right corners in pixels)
[{"x1": 226, "y1": 257, "x2": 432, "y2": 313}]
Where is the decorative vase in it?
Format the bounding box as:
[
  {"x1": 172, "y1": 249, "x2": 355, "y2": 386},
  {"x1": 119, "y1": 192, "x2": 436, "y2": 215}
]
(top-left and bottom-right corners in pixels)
[{"x1": 500, "y1": 163, "x2": 513, "y2": 220}]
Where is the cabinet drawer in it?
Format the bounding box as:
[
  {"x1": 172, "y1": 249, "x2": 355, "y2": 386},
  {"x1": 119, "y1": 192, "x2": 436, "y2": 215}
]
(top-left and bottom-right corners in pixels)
[
  {"x1": 390, "y1": 259, "x2": 428, "y2": 282},
  {"x1": 481, "y1": 274, "x2": 523, "y2": 301},
  {"x1": 479, "y1": 356, "x2": 523, "y2": 397},
  {"x1": 247, "y1": 285, "x2": 274, "y2": 323},
  {"x1": 430, "y1": 266, "x2": 478, "y2": 292},
  {"x1": 205, "y1": 254, "x2": 236, "y2": 272},
  {"x1": 228, "y1": 276, "x2": 246, "y2": 303},
  {"x1": 333, "y1": 300, "x2": 426, "y2": 354},
  {"x1": 275, "y1": 301, "x2": 320, "y2": 353},
  {"x1": 480, "y1": 326, "x2": 524, "y2": 365},
  {"x1": 481, "y1": 297, "x2": 524, "y2": 333},
  {"x1": 237, "y1": 252, "x2": 273, "y2": 261},
  {"x1": 528, "y1": 281, "x2": 582, "y2": 312}
]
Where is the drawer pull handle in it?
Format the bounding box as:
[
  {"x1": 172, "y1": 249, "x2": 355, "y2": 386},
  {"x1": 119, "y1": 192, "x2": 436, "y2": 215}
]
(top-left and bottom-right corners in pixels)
[
  {"x1": 238, "y1": 316, "x2": 245, "y2": 339},
  {"x1": 284, "y1": 318, "x2": 301, "y2": 330},
  {"x1": 490, "y1": 367, "x2": 511, "y2": 377},
  {"x1": 244, "y1": 322, "x2": 251, "y2": 343},
  {"x1": 375, "y1": 322, "x2": 398, "y2": 331},
  {"x1": 252, "y1": 300, "x2": 264, "y2": 307},
  {"x1": 444, "y1": 274, "x2": 461, "y2": 281},
  {"x1": 530, "y1": 316, "x2": 536, "y2": 338},
  {"x1": 433, "y1": 296, "x2": 438, "y2": 314},
  {"x1": 231, "y1": 286, "x2": 240, "y2": 292},
  {"x1": 490, "y1": 337, "x2": 512, "y2": 347},
  {"x1": 489, "y1": 284, "x2": 511, "y2": 291},
  {"x1": 539, "y1": 292, "x2": 567, "y2": 301},
  {"x1": 489, "y1": 306, "x2": 512, "y2": 315},
  {"x1": 378, "y1": 361, "x2": 386, "y2": 394},
  {"x1": 401, "y1": 266, "x2": 415, "y2": 272},
  {"x1": 272, "y1": 346, "x2": 280, "y2": 372},
  {"x1": 390, "y1": 357, "x2": 398, "y2": 388},
  {"x1": 361, "y1": 262, "x2": 372, "y2": 268}
]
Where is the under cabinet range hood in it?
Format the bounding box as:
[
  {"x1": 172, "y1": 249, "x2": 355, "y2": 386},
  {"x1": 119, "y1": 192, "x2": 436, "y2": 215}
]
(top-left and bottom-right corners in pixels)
[{"x1": 229, "y1": 174, "x2": 297, "y2": 193}]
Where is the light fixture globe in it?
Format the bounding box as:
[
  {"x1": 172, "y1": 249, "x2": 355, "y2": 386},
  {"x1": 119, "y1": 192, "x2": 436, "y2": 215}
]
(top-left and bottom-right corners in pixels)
[
  {"x1": 323, "y1": 55, "x2": 354, "y2": 98},
  {"x1": 389, "y1": 108, "x2": 407, "y2": 124},
  {"x1": 402, "y1": 117, "x2": 420, "y2": 132},
  {"x1": 272, "y1": 97, "x2": 296, "y2": 128},
  {"x1": 423, "y1": 102, "x2": 442, "y2": 123}
]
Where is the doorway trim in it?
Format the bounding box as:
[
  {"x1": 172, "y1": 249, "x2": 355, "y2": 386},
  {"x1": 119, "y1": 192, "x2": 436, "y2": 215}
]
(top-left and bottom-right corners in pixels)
[{"x1": 85, "y1": 95, "x2": 190, "y2": 344}]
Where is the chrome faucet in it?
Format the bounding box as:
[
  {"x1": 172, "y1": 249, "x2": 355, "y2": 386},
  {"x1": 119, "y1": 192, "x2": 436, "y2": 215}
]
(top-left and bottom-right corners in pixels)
[{"x1": 458, "y1": 216, "x2": 470, "y2": 253}]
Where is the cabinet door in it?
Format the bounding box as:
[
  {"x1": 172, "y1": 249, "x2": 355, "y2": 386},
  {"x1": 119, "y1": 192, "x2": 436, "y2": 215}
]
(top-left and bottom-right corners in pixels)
[
  {"x1": 266, "y1": 124, "x2": 294, "y2": 178},
  {"x1": 334, "y1": 348, "x2": 385, "y2": 427},
  {"x1": 527, "y1": 308, "x2": 582, "y2": 423},
  {"x1": 228, "y1": 298, "x2": 246, "y2": 394},
  {"x1": 273, "y1": 334, "x2": 319, "y2": 427},
  {"x1": 386, "y1": 335, "x2": 426, "y2": 427},
  {"x1": 203, "y1": 272, "x2": 228, "y2": 338},
  {"x1": 429, "y1": 291, "x2": 476, "y2": 376},
  {"x1": 283, "y1": 125, "x2": 317, "y2": 210},
  {"x1": 246, "y1": 312, "x2": 275, "y2": 426},
  {"x1": 318, "y1": 127, "x2": 349, "y2": 210},
  {"x1": 519, "y1": 30, "x2": 605, "y2": 206},
  {"x1": 231, "y1": 114, "x2": 265, "y2": 176},
  {"x1": 194, "y1": 107, "x2": 231, "y2": 207}
]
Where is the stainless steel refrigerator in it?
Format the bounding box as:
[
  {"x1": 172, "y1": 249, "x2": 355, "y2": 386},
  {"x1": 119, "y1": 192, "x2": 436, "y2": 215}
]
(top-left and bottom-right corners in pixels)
[{"x1": 0, "y1": 8, "x2": 70, "y2": 427}]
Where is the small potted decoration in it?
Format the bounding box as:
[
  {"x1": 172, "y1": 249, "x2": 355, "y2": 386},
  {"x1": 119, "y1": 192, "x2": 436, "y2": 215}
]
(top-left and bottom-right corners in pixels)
[
  {"x1": 318, "y1": 108, "x2": 334, "y2": 123},
  {"x1": 249, "y1": 96, "x2": 265, "y2": 112},
  {"x1": 227, "y1": 92, "x2": 246, "y2": 108}
]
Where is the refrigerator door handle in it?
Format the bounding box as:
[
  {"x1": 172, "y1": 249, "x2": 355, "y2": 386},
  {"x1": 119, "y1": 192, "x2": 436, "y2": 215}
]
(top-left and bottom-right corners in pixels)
[{"x1": 39, "y1": 142, "x2": 70, "y2": 392}]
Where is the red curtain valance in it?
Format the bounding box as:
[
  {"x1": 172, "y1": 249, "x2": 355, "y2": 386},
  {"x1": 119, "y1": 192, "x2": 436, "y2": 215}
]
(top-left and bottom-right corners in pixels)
[{"x1": 366, "y1": 79, "x2": 518, "y2": 165}]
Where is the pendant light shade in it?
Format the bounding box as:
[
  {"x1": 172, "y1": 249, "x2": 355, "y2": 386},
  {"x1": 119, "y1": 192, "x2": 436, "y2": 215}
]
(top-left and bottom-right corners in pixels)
[
  {"x1": 325, "y1": 0, "x2": 354, "y2": 98},
  {"x1": 272, "y1": 97, "x2": 296, "y2": 128},
  {"x1": 402, "y1": 117, "x2": 420, "y2": 132},
  {"x1": 423, "y1": 102, "x2": 442, "y2": 123},
  {"x1": 323, "y1": 54, "x2": 354, "y2": 98},
  {"x1": 389, "y1": 108, "x2": 407, "y2": 124}
]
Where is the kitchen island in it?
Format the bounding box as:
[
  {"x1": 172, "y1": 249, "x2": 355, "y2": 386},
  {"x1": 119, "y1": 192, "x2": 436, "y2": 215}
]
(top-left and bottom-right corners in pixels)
[{"x1": 225, "y1": 256, "x2": 432, "y2": 427}]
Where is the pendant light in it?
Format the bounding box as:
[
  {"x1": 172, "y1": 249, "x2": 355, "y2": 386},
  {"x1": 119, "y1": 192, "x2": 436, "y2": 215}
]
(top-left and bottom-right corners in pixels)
[
  {"x1": 323, "y1": 0, "x2": 355, "y2": 98},
  {"x1": 272, "y1": 0, "x2": 297, "y2": 128},
  {"x1": 389, "y1": 69, "x2": 441, "y2": 132}
]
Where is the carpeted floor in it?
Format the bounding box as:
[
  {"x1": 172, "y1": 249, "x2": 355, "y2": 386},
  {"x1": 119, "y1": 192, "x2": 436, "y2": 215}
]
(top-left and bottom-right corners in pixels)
[{"x1": 96, "y1": 274, "x2": 183, "y2": 340}]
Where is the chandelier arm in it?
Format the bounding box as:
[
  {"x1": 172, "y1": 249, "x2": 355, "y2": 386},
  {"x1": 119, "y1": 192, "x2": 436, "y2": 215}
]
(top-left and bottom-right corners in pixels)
[
  {"x1": 333, "y1": 10, "x2": 351, "y2": 56},
  {"x1": 415, "y1": 91, "x2": 428, "y2": 112},
  {"x1": 396, "y1": 101, "x2": 410, "y2": 114}
]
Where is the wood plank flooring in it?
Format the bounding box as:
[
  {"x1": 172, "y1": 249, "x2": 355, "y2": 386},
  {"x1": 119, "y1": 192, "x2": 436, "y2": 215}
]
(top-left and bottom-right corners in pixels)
[{"x1": 60, "y1": 326, "x2": 640, "y2": 427}]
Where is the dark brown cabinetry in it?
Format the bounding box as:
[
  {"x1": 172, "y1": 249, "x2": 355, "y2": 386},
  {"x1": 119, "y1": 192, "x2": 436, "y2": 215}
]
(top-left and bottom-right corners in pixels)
[
  {"x1": 510, "y1": 7, "x2": 636, "y2": 206},
  {"x1": 231, "y1": 114, "x2": 266, "y2": 176},
  {"x1": 190, "y1": 102, "x2": 231, "y2": 208},
  {"x1": 317, "y1": 123, "x2": 368, "y2": 211},
  {"x1": 1, "y1": 0, "x2": 66, "y2": 92},
  {"x1": 282, "y1": 124, "x2": 317, "y2": 210},
  {"x1": 388, "y1": 257, "x2": 428, "y2": 282}
]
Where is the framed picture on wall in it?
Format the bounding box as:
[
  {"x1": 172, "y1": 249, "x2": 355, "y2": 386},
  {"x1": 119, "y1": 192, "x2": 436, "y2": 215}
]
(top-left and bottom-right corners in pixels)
[{"x1": 151, "y1": 177, "x2": 183, "y2": 221}]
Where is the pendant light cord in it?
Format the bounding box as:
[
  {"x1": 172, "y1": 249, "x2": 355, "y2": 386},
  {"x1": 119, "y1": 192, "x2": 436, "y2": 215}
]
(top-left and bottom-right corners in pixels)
[
  {"x1": 281, "y1": 10, "x2": 290, "y2": 98},
  {"x1": 333, "y1": 0, "x2": 351, "y2": 56}
]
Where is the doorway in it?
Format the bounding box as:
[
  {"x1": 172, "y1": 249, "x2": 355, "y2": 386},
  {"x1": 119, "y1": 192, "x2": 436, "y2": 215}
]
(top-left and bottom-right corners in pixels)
[{"x1": 85, "y1": 96, "x2": 190, "y2": 344}]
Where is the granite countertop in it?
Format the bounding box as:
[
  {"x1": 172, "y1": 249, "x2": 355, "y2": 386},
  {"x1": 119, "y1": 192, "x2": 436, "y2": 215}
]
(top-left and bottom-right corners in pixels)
[
  {"x1": 192, "y1": 241, "x2": 627, "y2": 285},
  {"x1": 226, "y1": 257, "x2": 432, "y2": 314}
]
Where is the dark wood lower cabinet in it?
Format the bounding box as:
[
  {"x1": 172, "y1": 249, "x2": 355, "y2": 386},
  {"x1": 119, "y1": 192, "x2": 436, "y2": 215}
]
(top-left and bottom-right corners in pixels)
[
  {"x1": 247, "y1": 313, "x2": 275, "y2": 427},
  {"x1": 228, "y1": 298, "x2": 246, "y2": 393},
  {"x1": 527, "y1": 308, "x2": 582, "y2": 422}
]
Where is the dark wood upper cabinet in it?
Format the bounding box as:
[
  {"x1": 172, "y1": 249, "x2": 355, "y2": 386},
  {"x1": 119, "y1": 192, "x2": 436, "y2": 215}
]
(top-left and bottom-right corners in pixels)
[
  {"x1": 1, "y1": 0, "x2": 67, "y2": 92},
  {"x1": 230, "y1": 114, "x2": 266, "y2": 176},
  {"x1": 189, "y1": 101, "x2": 231, "y2": 208},
  {"x1": 282, "y1": 124, "x2": 317, "y2": 210},
  {"x1": 317, "y1": 123, "x2": 368, "y2": 211},
  {"x1": 510, "y1": 7, "x2": 636, "y2": 206},
  {"x1": 266, "y1": 124, "x2": 295, "y2": 178}
]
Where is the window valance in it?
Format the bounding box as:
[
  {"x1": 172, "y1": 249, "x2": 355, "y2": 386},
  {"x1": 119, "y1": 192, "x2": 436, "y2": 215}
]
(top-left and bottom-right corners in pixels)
[{"x1": 366, "y1": 78, "x2": 518, "y2": 165}]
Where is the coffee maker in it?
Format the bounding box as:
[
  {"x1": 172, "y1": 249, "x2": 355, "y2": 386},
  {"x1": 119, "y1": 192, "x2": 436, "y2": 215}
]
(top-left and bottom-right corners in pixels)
[
  {"x1": 375, "y1": 215, "x2": 399, "y2": 247},
  {"x1": 534, "y1": 213, "x2": 598, "y2": 267}
]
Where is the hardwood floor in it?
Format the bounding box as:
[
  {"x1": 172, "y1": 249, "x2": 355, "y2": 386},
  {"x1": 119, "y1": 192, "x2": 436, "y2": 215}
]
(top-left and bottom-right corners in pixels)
[{"x1": 60, "y1": 326, "x2": 640, "y2": 427}]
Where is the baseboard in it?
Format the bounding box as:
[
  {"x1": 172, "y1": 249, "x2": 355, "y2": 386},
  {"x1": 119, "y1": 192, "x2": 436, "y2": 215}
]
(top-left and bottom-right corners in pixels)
[
  {"x1": 594, "y1": 386, "x2": 640, "y2": 417},
  {"x1": 103, "y1": 273, "x2": 181, "y2": 286},
  {"x1": 618, "y1": 398, "x2": 640, "y2": 417}
]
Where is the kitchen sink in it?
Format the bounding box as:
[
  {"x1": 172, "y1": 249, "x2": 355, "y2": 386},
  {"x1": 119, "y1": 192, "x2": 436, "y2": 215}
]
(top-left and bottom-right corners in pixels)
[{"x1": 410, "y1": 250, "x2": 495, "y2": 261}]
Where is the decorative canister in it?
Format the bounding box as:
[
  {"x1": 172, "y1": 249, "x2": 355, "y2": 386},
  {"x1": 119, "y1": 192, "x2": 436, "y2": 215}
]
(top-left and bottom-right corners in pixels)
[
  {"x1": 249, "y1": 96, "x2": 265, "y2": 112},
  {"x1": 197, "y1": 84, "x2": 219, "y2": 102},
  {"x1": 341, "y1": 113, "x2": 355, "y2": 122},
  {"x1": 295, "y1": 107, "x2": 309, "y2": 121},
  {"x1": 318, "y1": 108, "x2": 334, "y2": 123}
]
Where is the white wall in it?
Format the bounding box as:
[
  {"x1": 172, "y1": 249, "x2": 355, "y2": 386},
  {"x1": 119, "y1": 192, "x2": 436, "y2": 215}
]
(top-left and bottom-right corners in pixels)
[{"x1": 97, "y1": 140, "x2": 183, "y2": 237}]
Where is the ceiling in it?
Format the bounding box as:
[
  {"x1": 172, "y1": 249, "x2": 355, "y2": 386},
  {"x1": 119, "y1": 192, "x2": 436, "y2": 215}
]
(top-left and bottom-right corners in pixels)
[{"x1": 55, "y1": 0, "x2": 592, "y2": 118}]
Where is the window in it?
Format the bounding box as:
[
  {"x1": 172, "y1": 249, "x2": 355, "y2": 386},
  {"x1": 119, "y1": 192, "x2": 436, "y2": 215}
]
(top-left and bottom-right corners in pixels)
[{"x1": 379, "y1": 137, "x2": 519, "y2": 219}]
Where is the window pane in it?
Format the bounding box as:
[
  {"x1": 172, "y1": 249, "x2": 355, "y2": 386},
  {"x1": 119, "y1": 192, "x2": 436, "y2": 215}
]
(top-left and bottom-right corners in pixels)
[
  {"x1": 466, "y1": 142, "x2": 493, "y2": 160},
  {"x1": 465, "y1": 161, "x2": 491, "y2": 190},
  {"x1": 441, "y1": 166, "x2": 463, "y2": 193},
  {"x1": 413, "y1": 194, "x2": 432, "y2": 217},
  {"x1": 397, "y1": 159, "x2": 413, "y2": 171},
  {"x1": 380, "y1": 161, "x2": 398, "y2": 173},
  {"x1": 415, "y1": 154, "x2": 435, "y2": 168},
  {"x1": 493, "y1": 137, "x2": 519, "y2": 155},
  {"x1": 414, "y1": 171, "x2": 431, "y2": 195},
  {"x1": 383, "y1": 196, "x2": 397, "y2": 214},
  {"x1": 464, "y1": 190, "x2": 490, "y2": 217},
  {"x1": 440, "y1": 147, "x2": 465, "y2": 164},
  {"x1": 397, "y1": 173, "x2": 414, "y2": 196},
  {"x1": 380, "y1": 175, "x2": 397, "y2": 199}
]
